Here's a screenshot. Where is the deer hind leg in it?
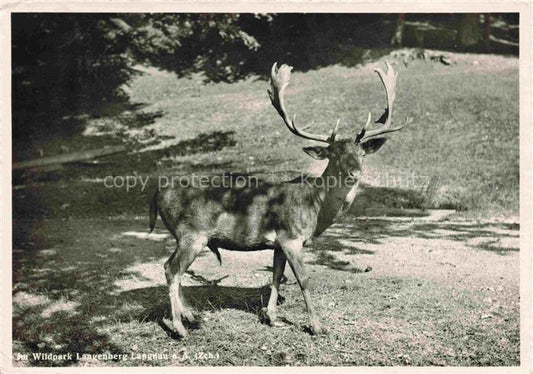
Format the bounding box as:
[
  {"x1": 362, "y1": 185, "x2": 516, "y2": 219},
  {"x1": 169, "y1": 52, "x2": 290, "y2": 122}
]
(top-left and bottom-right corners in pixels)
[
  {"x1": 265, "y1": 248, "x2": 287, "y2": 326},
  {"x1": 280, "y1": 239, "x2": 323, "y2": 335},
  {"x1": 164, "y1": 232, "x2": 207, "y2": 337}
]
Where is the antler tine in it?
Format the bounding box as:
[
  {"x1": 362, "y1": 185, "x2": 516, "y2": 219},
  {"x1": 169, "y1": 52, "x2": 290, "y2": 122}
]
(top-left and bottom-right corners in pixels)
[
  {"x1": 360, "y1": 62, "x2": 407, "y2": 141},
  {"x1": 268, "y1": 62, "x2": 331, "y2": 144},
  {"x1": 329, "y1": 119, "x2": 340, "y2": 142},
  {"x1": 355, "y1": 112, "x2": 372, "y2": 143},
  {"x1": 376, "y1": 61, "x2": 397, "y2": 127}
]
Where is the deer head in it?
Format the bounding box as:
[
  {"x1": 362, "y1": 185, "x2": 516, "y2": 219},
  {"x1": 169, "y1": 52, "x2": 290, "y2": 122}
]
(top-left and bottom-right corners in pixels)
[{"x1": 268, "y1": 62, "x2": 410, "y2": 182}]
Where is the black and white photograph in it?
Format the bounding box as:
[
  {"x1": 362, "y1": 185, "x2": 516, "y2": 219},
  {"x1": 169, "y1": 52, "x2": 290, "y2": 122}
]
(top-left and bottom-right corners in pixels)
[{"x1": 2, "y1": 3, "x2": 531, "y2": 370}]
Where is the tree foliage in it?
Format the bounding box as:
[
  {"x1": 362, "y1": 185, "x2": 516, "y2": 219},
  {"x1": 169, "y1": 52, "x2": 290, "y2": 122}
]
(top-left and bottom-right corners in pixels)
[
  {"x1": 12, "y1": 13, "x2": 264, "y2": 139},
  {"x1": 12, "y1": 13, "x2": 518, "y2": 141},
  {"x1": 129, "y1": 14, "x2": 262, "y2": 82},
  {"x1": 13, "y1": 14, "x2": 135, "y2": 114}
]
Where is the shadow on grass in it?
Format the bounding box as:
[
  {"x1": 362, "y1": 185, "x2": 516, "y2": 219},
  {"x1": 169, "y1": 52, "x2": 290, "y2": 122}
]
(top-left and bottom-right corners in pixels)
[
  {"x1": 12, "y1": 219, "x2": 161, "y2": 366},
  {"x1": 12, "y1": 129, "x2": 239, "y2": 221},
  {"x1": 120, "y1": 284, "x2": 273, "y2": 330},
  {"x1": 72, "y1": 129, "x2": 238, "y2": 179},
  {"x1": 12, "y1": 259, "x2": 132, "y2": 366},
  {"x1": 15, "y1": 129, "x2": 238, "y2": 184},
  {"x1": 11, "y1": 214, "x2": 519, "y2": 365},
  {"x1": 13, "y1": 100, "x2": 159, "y2": 164},
  {"x1": 12, "y1": 219, "x2": 283, "y2": 365},
  {"x1": 329, "y1": 218, "x2": 518, "y2": 246},
  {"x1": 124, "y1": 264, "x2": 296, "y2": 339},
  {"x1": 306, "y1": 217, "x2": 519, "y2": 273}
]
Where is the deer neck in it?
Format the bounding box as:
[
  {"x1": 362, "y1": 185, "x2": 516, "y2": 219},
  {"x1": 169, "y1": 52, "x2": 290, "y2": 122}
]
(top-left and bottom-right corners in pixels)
[{"x1": 313, "y1": 162, "x2": 359, "y2": 237}]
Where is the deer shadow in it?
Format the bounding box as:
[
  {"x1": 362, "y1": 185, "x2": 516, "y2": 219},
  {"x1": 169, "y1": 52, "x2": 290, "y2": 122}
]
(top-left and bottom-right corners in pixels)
[{"x1": 119, "y1": 282, "x2": 291, "y2": 339}]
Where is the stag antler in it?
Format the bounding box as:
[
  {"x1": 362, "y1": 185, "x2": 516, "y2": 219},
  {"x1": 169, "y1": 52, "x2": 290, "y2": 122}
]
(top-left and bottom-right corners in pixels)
[
  {"x1": 356, "y1": 62, "x2": 410, "y2": 142},
  {"x1": 269, "y1": 62, "x2": 338, "y2": 144}
]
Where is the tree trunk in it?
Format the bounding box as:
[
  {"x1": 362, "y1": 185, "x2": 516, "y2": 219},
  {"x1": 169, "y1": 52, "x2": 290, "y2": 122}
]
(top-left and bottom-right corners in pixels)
[
  {"x1": 390, "y1": 13, "x2": 405, "y2": 47},
  {"x1": 483, "y1": 13, "x2": 492, "y2": 51},
  {"x1": 304, "y1": 15, "x2": 319, "y2": 67},
  {"x1": 457, "y1": 14, "x2": 482, "y2": 49}
]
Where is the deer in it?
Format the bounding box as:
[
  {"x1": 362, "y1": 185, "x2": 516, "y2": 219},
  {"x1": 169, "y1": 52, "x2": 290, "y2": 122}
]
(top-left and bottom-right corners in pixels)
[{"x1": 149, "y1": 61, "x2": 408, "y2": 337}]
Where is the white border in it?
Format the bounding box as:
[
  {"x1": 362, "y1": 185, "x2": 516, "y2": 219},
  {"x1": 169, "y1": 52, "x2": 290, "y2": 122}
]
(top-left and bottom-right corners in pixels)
[{"x1": 1, "y1": 2, "x2": 531, "y2": 373}]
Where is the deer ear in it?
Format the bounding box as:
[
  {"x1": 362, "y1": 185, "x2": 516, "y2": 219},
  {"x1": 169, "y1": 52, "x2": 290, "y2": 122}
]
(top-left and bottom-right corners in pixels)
[
  {"x1": 360, "y1": 137, "x2": 387, "y2": 154},
  {"x1": 302, "y1": 146, "x2": 329, "y2": 160}
]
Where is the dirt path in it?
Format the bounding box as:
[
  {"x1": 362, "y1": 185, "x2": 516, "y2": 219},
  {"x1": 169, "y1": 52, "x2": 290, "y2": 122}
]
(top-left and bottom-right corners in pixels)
[{"x1": 12, "y1": 213, "x2": 519, "y2": 366}]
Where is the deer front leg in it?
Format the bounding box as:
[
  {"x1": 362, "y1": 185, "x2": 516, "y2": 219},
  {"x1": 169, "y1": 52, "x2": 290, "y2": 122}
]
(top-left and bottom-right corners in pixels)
[
  {"x1": 265, "y1": 248, "x2": 287, "y2": 327},
  {"x1": 280, "y1": 239, "x2": 324, "y2": 335}
]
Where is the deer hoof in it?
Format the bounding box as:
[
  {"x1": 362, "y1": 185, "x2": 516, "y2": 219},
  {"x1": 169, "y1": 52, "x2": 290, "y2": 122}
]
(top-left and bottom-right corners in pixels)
[
  {"x1": 271, "y1": 320, "x2": 289, "y2": 329},
  {"x1": 182, "y1": 309, "x2": 196, "y2": 323},
  {"x1": 259, "y1": 307, "x2": 282, "y2": 327},
  {"x1": 310, "y1": 320, "x2": 325, "y2": 335}
]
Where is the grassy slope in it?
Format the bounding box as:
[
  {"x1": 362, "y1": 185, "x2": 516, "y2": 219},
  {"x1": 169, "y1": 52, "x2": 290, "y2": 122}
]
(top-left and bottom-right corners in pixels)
[
  {"x1": 12, "y1": 52, "x2": 520, "y2": 367},
  {"x1": 128, "y1": 52, "x2": 518, "y2": 217}
]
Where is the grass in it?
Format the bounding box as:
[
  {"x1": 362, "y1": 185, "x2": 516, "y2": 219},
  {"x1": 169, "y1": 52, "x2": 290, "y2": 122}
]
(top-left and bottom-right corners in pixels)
[
  {"x1": 13, "y1": 50, "x2": 519, "y2": 220},
  {"x1": 11, "y1": 50, "x2": 520, "y2": 367},
  {"x1": 12, "y1": 216, "x2": 519, "y2": 367},
  {"x1": 127, "y1": 52, "x2": 518, "y2": 217}
]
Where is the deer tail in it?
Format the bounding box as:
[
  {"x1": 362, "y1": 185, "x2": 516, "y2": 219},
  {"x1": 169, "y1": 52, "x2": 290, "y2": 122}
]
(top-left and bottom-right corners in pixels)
[{"x1": 149, "y1": 191, "x2": 158, "y2": 234}]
